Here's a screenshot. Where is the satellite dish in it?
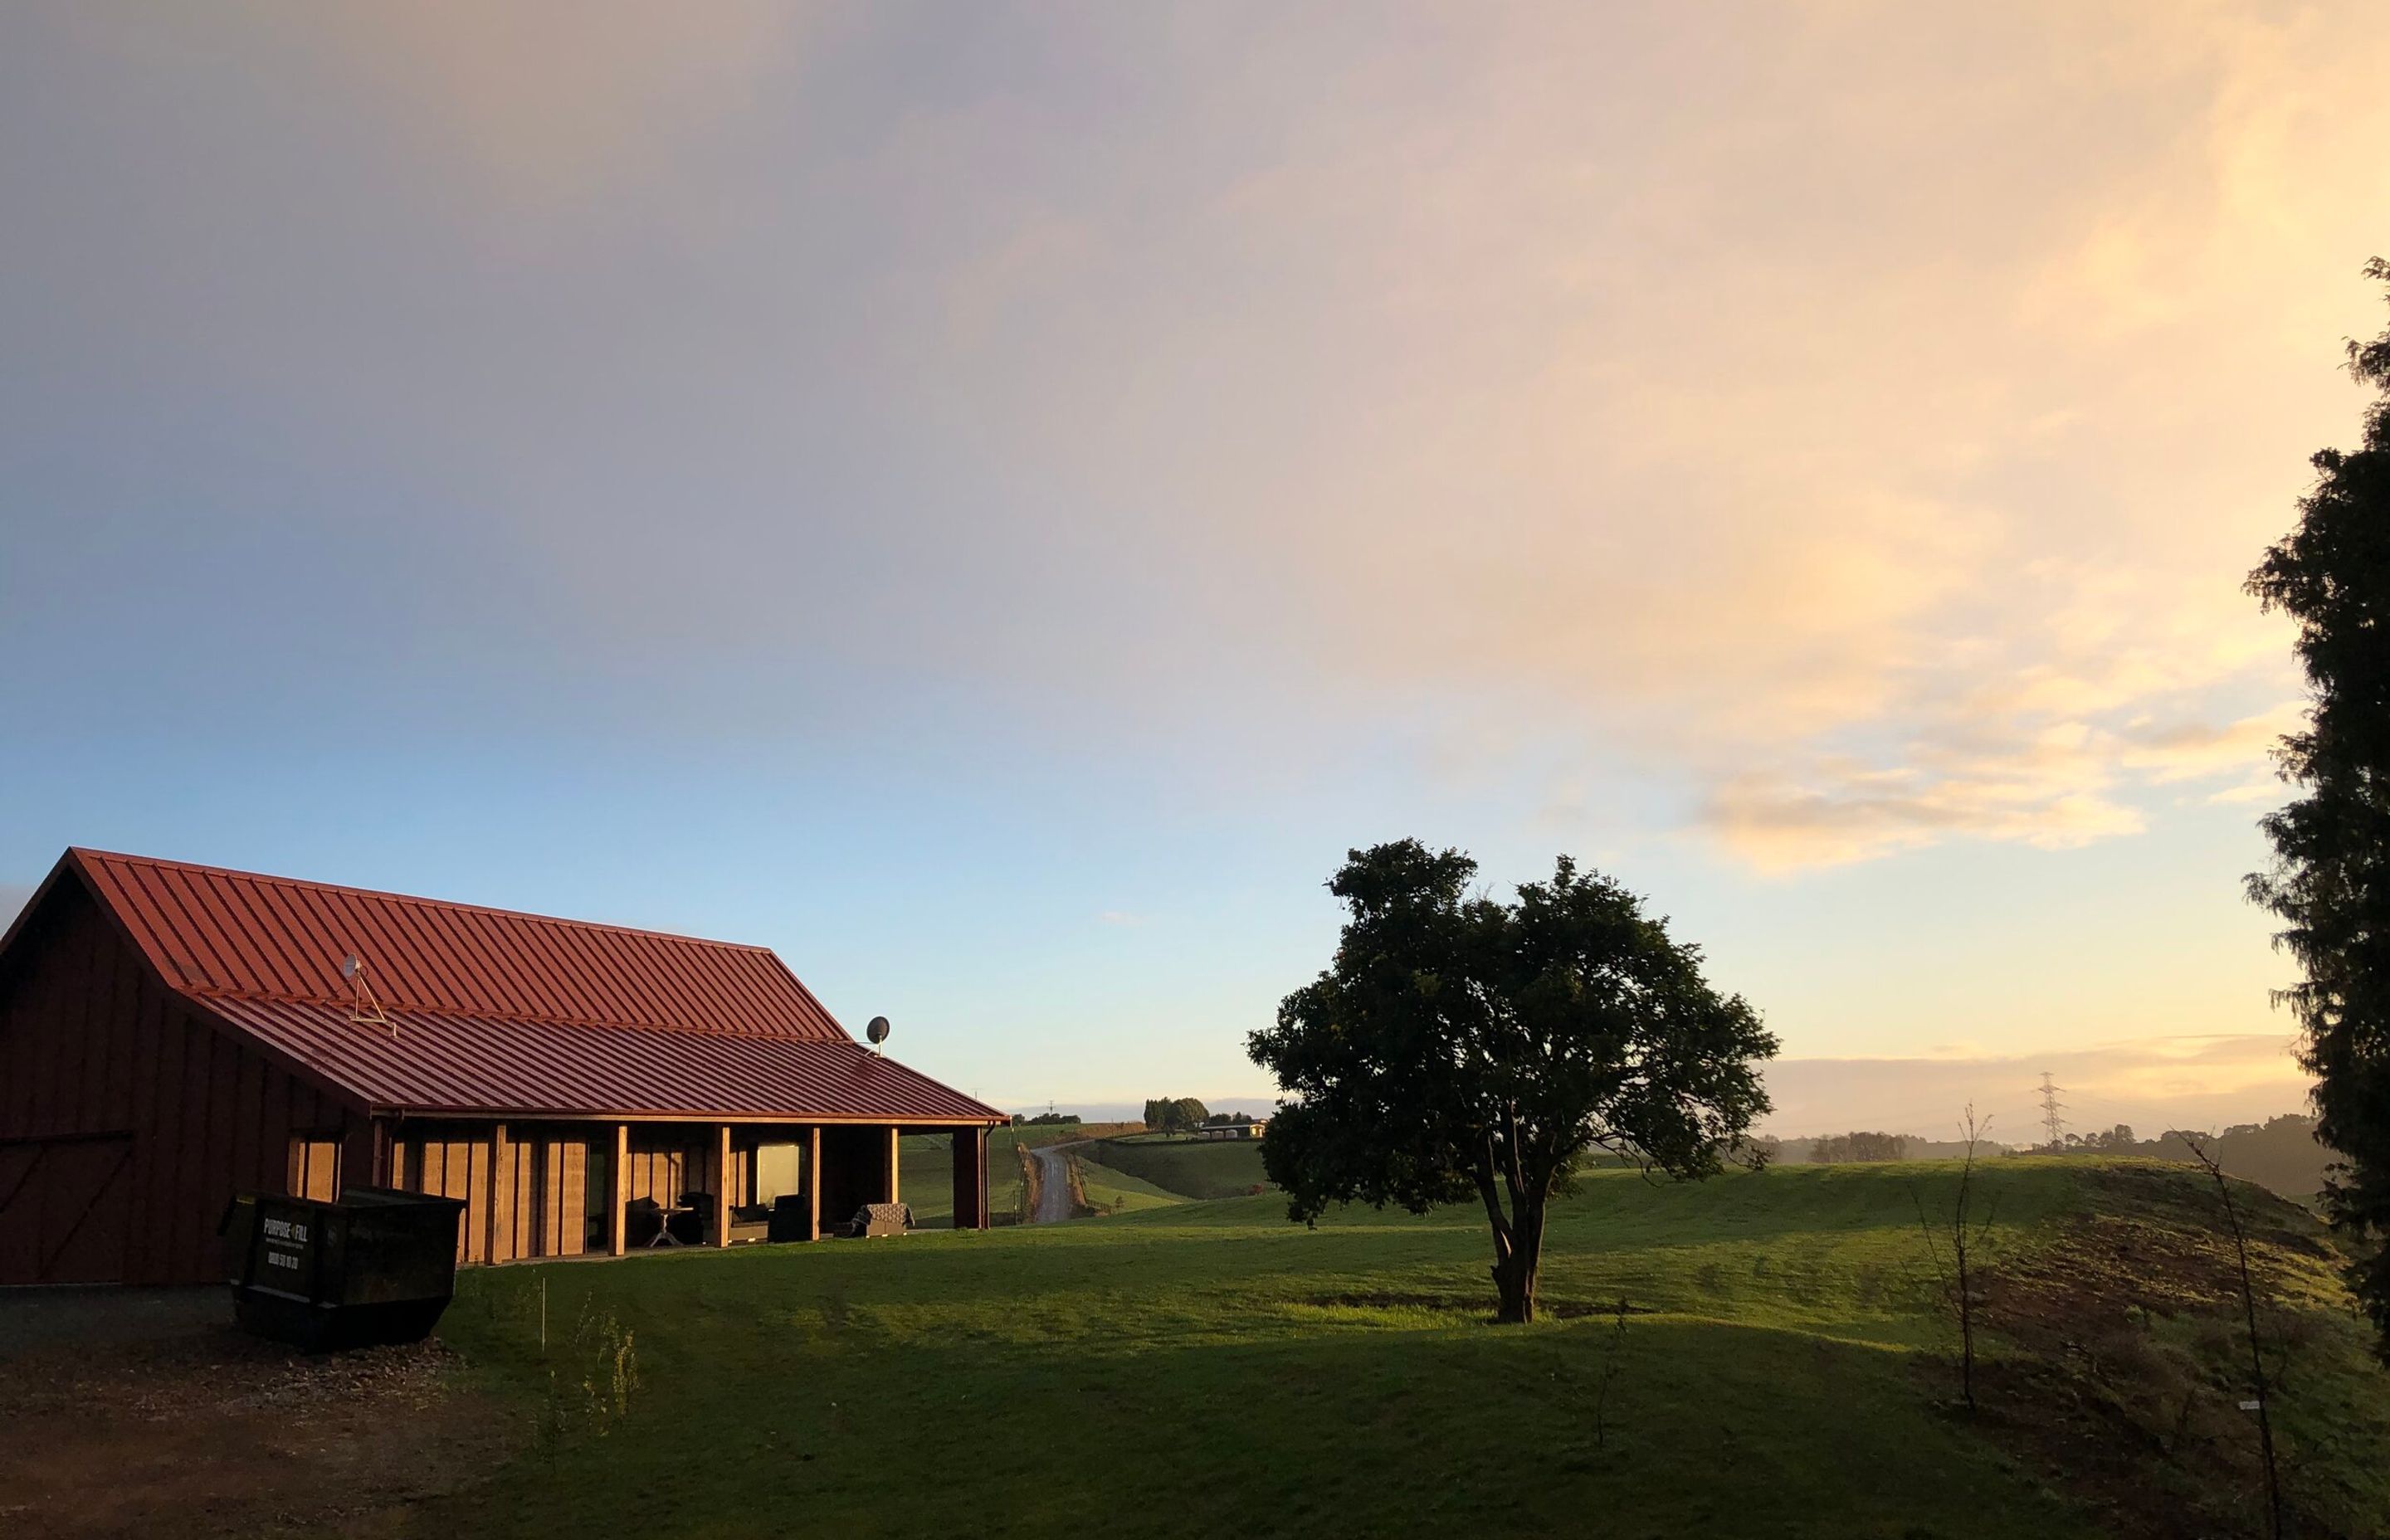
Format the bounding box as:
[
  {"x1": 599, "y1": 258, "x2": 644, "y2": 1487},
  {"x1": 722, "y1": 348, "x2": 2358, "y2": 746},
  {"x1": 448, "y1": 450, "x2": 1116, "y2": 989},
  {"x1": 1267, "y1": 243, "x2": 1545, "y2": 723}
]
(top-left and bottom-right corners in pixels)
[
  {"x1": 340, "y1": 955, "x2": 361, "y2": 982},
  {"x1": 866, "y1": 1016, "x2": 891, "y2": 1046}
]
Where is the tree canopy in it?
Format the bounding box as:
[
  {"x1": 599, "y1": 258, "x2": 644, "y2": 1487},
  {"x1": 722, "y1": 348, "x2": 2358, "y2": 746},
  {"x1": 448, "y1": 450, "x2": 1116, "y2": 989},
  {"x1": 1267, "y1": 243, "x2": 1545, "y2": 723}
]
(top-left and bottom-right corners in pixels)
[
  {"x1": 1248, "y1": 841, "x2": 1776, "y2": 1323},
  {"x1": 1141, "y1": 1097, "x2": 1211, "y2": 1133},
  {"x1": 2246, "y1": 256, "x2": 2390, "y2": 1360}
]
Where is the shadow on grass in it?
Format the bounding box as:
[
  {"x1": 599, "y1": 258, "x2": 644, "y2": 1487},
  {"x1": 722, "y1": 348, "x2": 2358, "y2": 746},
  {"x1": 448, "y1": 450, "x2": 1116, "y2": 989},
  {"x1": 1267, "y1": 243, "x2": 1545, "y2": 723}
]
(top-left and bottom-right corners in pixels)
[{"x1": 423, "y1": 1301, "x2": 2097, "y2": 1540}]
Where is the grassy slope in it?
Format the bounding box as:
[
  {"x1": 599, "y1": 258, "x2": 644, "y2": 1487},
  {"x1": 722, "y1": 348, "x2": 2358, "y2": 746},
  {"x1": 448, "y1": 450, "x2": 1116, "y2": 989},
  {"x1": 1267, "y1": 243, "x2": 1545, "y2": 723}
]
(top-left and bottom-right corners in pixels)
[
  {"x1": 419, "y1": 1160, "x2": 2390, "y2": 1540},
  {"x1": 1073, "y1": 1153, "x2": 1184, "y2": 1214},
  {"x1": 1085, "y1": 1134, "x2": 1271, "y2": 1199}
]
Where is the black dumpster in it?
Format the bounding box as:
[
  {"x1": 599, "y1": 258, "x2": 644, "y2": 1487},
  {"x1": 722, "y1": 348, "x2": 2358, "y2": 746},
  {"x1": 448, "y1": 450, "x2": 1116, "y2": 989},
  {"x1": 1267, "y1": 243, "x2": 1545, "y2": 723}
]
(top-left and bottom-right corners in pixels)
[{"x1": 219, "y1": 1186, "x2": 467, "y2": 1351}]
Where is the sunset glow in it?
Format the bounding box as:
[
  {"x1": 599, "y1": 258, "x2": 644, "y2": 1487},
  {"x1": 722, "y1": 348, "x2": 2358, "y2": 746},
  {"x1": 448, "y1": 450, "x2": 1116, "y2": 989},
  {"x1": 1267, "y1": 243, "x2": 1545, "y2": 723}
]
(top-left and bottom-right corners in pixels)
[{"x1": 7, "y1": 2, "x2": 2386, "y2": 1138}]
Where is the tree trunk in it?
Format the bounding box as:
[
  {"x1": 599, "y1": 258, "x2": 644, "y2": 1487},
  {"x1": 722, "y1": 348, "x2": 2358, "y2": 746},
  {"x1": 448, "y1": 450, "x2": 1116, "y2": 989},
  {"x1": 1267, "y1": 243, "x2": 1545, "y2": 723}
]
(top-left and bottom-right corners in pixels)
[{"x1": 1492, "y1": 1196, "x2": 1544, "y2": 1323}]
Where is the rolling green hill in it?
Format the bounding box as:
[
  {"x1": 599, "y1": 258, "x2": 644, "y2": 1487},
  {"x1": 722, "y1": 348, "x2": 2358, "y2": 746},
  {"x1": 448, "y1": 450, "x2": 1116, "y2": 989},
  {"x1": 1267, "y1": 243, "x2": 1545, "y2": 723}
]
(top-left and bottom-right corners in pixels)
[
  {"x1": 1072, "y1": 1153, "x2": 1185, "y2": 1215},
  {"x1": 1083, "y1": 1133, "x2": 1271, "y2": 1199},
  {"x1": 423, "y1": 1159, "x2": 2390, "y2": 1539}
]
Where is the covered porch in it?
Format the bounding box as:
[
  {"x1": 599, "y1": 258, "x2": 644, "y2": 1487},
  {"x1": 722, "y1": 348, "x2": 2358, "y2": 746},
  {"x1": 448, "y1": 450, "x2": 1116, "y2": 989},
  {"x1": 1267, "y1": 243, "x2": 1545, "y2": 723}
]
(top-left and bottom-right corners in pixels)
[{"x1": 364, "y1": 1118, "x2": 993, "y2": 1265}]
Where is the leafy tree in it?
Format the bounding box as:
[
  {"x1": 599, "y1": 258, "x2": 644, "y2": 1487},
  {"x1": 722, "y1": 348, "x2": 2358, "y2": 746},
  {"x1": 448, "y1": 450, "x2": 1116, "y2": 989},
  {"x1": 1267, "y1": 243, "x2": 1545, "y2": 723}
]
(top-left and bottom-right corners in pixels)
[
  {"x1": 1140, "y1": 1097, "x2": 1210, "y2": 1133},
  {"x1": 1248, "y1": 841, "x2": 1776, "y2": 1323},
  {"x1": 1809, "y1": 1131, "x2": 1911, "y2": 1163},
  {"x1": 2246, "y1": 257, "x2": 2390, "y2": 1361}
]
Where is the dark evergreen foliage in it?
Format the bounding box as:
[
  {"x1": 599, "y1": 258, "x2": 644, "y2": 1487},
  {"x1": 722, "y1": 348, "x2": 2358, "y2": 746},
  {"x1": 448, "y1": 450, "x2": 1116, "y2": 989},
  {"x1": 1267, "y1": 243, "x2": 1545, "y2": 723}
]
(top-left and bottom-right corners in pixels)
[{"x1": 2246, "y1": 257, "x2": 2390, "y2": 1361}]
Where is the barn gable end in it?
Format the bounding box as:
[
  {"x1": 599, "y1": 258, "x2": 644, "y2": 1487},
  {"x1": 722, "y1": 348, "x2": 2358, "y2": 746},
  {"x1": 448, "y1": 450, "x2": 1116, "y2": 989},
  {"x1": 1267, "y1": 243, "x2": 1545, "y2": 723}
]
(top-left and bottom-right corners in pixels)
[{"x1": 0, "y1": 869, "x2": 368, "y2": 1285}]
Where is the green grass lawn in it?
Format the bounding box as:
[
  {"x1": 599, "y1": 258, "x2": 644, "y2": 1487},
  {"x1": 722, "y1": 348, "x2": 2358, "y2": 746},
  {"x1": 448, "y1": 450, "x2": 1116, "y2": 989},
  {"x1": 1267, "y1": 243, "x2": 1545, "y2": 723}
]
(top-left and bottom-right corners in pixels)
[
  {"x1": 1072, "y1": 1151, "x2": 1184, "y2": 1214},
  {"x1": 418, "y1": 1159, "x2": 2390, "y2": 1539},
  {"x1": 1083, "y1": 1133, "x2": 1271, "y2": 1199}
]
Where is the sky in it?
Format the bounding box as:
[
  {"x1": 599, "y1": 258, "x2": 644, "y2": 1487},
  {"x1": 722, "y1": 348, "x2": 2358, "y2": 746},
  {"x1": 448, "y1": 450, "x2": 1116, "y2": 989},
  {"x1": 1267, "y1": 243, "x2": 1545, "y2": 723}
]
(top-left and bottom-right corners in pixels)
[{"x1": 3, "y1": 2, "x2": 2385, "y2": 1138}]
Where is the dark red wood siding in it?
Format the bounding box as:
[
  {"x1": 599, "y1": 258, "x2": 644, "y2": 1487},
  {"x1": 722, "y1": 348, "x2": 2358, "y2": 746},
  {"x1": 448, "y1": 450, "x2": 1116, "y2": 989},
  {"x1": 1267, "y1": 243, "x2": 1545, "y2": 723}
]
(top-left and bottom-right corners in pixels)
[{"x1": 0, "y1": 879, "x2": 371, "y2": 1285}]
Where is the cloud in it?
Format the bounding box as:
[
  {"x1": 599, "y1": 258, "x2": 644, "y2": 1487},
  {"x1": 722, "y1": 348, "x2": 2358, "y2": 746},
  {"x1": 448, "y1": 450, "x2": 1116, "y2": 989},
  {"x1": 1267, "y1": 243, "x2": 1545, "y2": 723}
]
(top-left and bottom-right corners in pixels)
[
  {"x1": 1705, "y1": 771, "x2": 2144, "y2": 875},
  {"x1": 2119, "y1": 704, "x2": 2303, "y2": 784},
  {"x1": 1097, "y1": 910, "x2": 1144, "y2": 928},
  {"x1": 6, "y1": 1, "x2": 2384, "y2": 876},
  {"x1": 1702, "y1": 700, "x2": 2304, "y2": 874},
  {"x1": 1762, "y1": 1033, "x2": 2312, "y2": 1140}
]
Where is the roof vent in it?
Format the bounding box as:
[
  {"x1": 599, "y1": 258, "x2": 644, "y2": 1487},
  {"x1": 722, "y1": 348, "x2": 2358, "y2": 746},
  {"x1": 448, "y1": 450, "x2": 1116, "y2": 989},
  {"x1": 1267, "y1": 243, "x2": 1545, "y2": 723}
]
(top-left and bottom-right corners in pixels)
[{"x1": 341, "y1": 954, "x2": 396, "y2": 1038}]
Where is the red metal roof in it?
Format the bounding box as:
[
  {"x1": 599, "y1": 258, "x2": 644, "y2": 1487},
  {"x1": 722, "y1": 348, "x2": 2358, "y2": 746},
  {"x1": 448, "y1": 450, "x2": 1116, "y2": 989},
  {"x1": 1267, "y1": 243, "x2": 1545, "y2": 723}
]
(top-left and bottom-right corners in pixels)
[
  {"x1": 204, "y1": 998, "x2": 997, "y2": 1123},
  {"x1": 60, "y1": 849, "x2": 1002, "y2": 1125}
]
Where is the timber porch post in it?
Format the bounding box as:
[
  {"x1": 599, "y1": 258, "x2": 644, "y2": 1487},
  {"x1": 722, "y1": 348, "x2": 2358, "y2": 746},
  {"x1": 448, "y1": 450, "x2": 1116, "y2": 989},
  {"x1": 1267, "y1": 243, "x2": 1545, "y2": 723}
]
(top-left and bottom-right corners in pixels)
[
  {"x1": 490, "y1": 1123, "x2": 511, "y2": 1264},
  {"x1": 610, "y1": 1123, "x2": 630, "y2": 1257},
  {"x1": 884, "y1": 1126, "x2": 901, "y2": 1206},
  {"x1": 713, "y1": 1124, "x2": 733, "y2": 1247},
  {"x1": 804, "y1": 1124, "x2": 822, "y2": 1241}
]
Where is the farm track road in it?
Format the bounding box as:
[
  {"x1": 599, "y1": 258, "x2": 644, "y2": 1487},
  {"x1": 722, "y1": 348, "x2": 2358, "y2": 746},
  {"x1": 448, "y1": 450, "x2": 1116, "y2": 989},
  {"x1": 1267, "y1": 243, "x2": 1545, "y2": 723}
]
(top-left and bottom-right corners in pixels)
[{"x1": 1032, "y1": 1143, "x2": 1077, "y2": 1222}]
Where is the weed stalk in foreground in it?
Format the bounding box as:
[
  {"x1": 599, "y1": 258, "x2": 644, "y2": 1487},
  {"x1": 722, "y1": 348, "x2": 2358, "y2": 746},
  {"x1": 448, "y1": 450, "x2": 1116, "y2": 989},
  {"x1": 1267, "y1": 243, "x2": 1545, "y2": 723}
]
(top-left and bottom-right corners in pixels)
[
  {"x1": 2179, "y1": 1130, "x2": 2285, "y2": 1540},
  {"x1": 1910, "y1": 1105, "x2": 1997, "y2": 1412}
]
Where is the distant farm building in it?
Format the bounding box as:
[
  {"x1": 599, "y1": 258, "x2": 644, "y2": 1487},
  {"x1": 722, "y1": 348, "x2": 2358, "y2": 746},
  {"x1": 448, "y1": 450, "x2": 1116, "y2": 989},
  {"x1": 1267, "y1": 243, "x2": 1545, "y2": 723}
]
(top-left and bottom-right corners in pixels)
[
  {"x1": 0, "y1": 849, "x2": 1005, "y2": 1285},
  {"x1": 1194, "y1": 1120, "x2": 1266, "y2": 1141}
]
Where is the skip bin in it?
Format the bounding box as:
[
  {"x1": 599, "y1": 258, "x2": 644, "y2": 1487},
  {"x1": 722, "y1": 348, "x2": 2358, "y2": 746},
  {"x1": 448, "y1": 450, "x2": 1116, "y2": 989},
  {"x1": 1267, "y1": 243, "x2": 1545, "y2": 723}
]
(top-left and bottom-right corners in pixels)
[{"x1": 220, "y1": 1186, "x2": 468, "y2": 1351}]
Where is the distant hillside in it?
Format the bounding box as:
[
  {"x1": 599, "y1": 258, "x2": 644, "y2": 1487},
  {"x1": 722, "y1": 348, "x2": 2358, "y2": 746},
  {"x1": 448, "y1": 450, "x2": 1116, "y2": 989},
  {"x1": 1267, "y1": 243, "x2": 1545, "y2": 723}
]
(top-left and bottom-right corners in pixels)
[
  {"x1": 1774, "y1": 1133, "x2": 2020, "y2": 1164},
  {"x1": 1773, "y1": 1114, "x2": 2337, "y2": 1206},
  {"x1": 2051, "y1": 1115, "x2": 2337, "y2": 1206}
]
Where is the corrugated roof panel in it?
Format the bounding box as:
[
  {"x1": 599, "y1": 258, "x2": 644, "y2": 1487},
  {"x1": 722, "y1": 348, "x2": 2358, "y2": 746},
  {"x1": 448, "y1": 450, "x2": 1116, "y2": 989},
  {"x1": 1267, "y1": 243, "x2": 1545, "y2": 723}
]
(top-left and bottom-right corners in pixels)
[
  {"x1": 202, "y1": 997, "x2": 998, "y2": 1123},
  {"x1": 57, "y1": 848, "x2": 1004, "y2": 1125},
  {"x1": 73, "y1": 848, "x2": 848, "y2": 1037}
]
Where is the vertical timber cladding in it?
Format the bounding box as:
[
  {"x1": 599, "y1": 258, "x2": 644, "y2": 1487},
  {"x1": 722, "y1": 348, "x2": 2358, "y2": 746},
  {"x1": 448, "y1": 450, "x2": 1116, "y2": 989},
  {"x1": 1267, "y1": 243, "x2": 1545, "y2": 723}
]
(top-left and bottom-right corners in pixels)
[
  {"x1": 288, "y1": 1135, "x2": 342, "y2": 1202},
  {"x1": 388, "y1": 1123, "x2": 495, "y2": 1265},
  {"x1": 383, "y1": 1123, "x2": 617, "y2": 1262},
  {"x1": 537, "y1": 1134, "x2": 592, "y2": 1259},
  {"x1": 0, "y1": 875, "x2": 369, "y2": 1286}
]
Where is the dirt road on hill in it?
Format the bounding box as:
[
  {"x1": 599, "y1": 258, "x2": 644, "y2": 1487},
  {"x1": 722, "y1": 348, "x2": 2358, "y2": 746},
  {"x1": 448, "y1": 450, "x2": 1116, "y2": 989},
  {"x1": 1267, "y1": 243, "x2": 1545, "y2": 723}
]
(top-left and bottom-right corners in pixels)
[{"x1": 1032, "y1": 1143, "x2": 1077, "y2": 1222}]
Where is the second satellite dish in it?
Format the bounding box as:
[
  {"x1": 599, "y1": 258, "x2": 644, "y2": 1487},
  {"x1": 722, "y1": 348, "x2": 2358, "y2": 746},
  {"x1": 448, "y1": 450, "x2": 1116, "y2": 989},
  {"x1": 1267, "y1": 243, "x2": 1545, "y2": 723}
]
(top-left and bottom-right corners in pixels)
[{"x1": 866, "y1": 1016, "x2": 891, "y2": 1047}]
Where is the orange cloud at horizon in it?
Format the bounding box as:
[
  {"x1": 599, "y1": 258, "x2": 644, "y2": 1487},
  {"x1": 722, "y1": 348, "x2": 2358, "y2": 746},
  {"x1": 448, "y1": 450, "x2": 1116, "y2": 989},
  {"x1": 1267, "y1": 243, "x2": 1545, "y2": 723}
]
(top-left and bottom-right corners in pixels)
[{"x1": 1760, "y1": 1033, "x2": 2314, "y2": 1141}]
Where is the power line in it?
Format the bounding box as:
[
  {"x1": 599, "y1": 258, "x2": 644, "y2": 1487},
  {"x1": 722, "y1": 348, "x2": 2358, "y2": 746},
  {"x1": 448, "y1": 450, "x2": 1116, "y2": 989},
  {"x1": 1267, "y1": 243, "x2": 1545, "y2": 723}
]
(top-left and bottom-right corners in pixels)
[{"x1": 2038, "y1": 1072, "x2": 2068, "y2": 1148}]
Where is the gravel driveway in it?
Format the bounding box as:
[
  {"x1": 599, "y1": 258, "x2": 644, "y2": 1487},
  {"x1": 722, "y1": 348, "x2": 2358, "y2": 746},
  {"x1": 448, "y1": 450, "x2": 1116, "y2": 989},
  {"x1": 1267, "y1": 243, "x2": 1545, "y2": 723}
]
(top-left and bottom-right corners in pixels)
[{"x1": 0, "y1": 1287, "x2": 511, "y2": 1538}]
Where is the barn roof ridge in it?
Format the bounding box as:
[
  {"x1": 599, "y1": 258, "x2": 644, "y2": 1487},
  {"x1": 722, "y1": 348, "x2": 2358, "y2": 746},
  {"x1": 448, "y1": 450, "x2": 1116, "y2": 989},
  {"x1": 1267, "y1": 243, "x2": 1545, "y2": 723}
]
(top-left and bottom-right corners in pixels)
[
  {"x1": 66, "y1": 846, "x2": 848, "y2": 1040},
  {"x1": 66, "y1": 846, "x2": 779, "y2": 954}
]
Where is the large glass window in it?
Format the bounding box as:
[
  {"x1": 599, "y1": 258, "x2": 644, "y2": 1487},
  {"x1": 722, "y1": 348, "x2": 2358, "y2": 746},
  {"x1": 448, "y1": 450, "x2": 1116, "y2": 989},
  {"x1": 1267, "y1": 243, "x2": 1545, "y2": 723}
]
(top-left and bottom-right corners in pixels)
[{"x1": 753, "y1": 1141, "x2": 803, "y2": 1205}]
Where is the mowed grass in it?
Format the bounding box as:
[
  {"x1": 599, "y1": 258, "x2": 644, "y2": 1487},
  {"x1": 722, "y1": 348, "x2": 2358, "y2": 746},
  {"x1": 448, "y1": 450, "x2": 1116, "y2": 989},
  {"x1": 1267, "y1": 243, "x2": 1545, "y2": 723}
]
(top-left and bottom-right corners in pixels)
[
  {"x1": 1073, "y1": 1154, "x2": 1185, "y2": 1214},
  {"x1": 1083, "y1": 1134, "x2": 1271, "y2": 1200},
  {"x1": 417, "y1": 1160, "x2": 2390, "y2": 1540}
]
